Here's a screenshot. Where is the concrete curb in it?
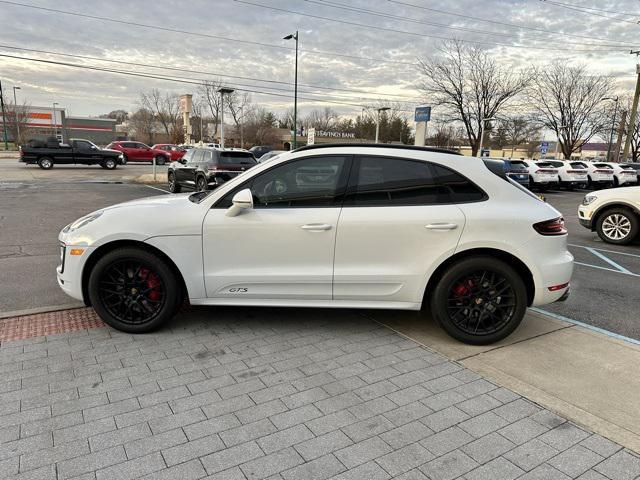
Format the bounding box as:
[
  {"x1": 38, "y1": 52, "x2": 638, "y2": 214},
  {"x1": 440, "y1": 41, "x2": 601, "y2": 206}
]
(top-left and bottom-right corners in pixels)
[
  {"x1": 0, "y1": 303, "x2": 84, "y2": 320},
  {"x1": 131, "y1": 173, "x2": 167, "y2": 184}
]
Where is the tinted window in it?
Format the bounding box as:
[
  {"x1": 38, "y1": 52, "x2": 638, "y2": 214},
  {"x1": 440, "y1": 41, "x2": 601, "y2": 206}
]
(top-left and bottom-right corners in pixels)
[
  {"x1": 73, "y1": 140, "x2": 92, "y2": 150},
  {"x1": 203, "y1": 150, "x2": 214, "y2": 163},
  {"x1": 570, "y1": 162, "x2": 587, "y2": 168},
  {"x1": 346, "y1": 156, "x2": 446, "y2": 206},
  {"x1": 511, "y1": 160, "x2": 528, "y2": 168},
  {"x1": 594, "y1": 163, "x2": 612, "y2": 169},
  {"x1": 431, "y1": 165, "x2": 487, "y2": 202},
  {"x1": 219, "y1": 152, "x2": 257, "y2": 165},
  {"x1": 217, "y1": 156, "x2": 348, "y2": 208}
]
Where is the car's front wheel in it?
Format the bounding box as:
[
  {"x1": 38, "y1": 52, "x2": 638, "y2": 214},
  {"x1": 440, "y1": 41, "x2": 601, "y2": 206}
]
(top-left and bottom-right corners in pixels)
[
  {"x1": 596, "y1": 208, "x2": 638, "y2": 245},
  {"x1": 168, "y1": 172, "x2": 181, "y2": 193},
  {"x1": 154, "y1": 155, "x2": 166, "y2": 166},
  {"x1": 88, "y1": 247, "x2": 182, "y2": 333},
  {"x1": 101, "y1": 158, "x2": 117, "y2": 170},
  {"x1": 430, "y1": 256, "x2": 527, "y2": 345}
]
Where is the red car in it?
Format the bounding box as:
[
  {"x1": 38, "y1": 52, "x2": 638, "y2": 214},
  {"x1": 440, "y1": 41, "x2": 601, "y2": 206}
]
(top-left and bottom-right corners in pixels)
[
  {"x1": 105, "y1": 141, "x2": 171, "y2": 165},
  {"x1": 151, "y1": 144, "x2": 187, "y2": 162}
]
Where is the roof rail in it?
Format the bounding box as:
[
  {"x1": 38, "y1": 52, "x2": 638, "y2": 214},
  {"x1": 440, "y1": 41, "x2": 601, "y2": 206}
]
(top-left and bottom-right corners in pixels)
[{"x1": 293, "y1": 143, "x2": 462, "y2": 155}]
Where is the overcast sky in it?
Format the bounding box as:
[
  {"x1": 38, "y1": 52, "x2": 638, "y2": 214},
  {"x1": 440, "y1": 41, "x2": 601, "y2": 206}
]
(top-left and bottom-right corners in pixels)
[{"x1": 1, "y1": 0, "x2": 638, "y2": 121}]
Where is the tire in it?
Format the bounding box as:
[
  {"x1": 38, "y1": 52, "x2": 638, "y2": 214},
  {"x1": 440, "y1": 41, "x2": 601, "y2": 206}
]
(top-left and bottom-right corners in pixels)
[
  {"x1": 155, "y1": 155, "x2": 166, "y2": 166},
  {"x1": 88, "y1": 247, "x2": 182, "y2": 333},
  {"x1": 430, "y1": 256, "x2": 527, "y2": 345},
  {"x1": 101, "y1": 158, "x2": 117, "y2": 170},
  {"x1": 196, "y1": 176, "x2": 208, "y2": 192},
  {"x1": 37, "y1": 157, "x2": 53, "y2": 169},
  {"x1": 596, "y1": 208, "x2": 639, "y2": 245},
  {"x1": 168, "y1": 171, "x2": 181, "y2": 193},
  {"x1": 613, "y1": 176, "x2": 619, "y2": 188},
  {"x1": 121, "y1": 155, "x2": 128, "y2": 165}
]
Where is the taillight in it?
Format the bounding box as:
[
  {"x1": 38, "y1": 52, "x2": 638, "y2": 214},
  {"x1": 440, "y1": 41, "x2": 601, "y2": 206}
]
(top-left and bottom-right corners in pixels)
[{"x1": 533, "y1": 217, "x2": 567, "y2": 236}]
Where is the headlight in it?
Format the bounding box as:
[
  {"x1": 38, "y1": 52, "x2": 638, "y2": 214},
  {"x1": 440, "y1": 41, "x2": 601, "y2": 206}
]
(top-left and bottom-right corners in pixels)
[
  {"x1": 582, "y1": 194, "x2": 597, "y2": 206},
  {"x1": 64, "y1": 212, "x2": 103, "y2": 232}
]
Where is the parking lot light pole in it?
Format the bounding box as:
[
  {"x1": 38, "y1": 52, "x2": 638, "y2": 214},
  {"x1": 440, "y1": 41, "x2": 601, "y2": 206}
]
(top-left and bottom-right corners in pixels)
[
  {"x1": 52, "y1": 102, "x2": 59, "y2": 140},
  {"x1": 375, "y1": 107, "x2": 390, "y2": 143},
  {"x1": 477, "y1": 117, "x2": 494, "y2": 157},
  {"x1": 13, "y1": 86, "x2": 21, "y2": 145},
  {"x1": 603, "y1": 96, "x2": 619, "y2": 162},
  {"x1": 283, "y1": 31, "x2": 298, "y2": 149},
  {"x1": 218, "y1": 88, "x2": 234, "y2": 149}
]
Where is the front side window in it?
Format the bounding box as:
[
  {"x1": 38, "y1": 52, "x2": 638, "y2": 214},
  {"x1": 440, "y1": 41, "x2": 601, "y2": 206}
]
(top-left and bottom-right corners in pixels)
[
  {"x1": 217, "y1": 156, "x2": 349, "y2": 208},
  {"x1": 345, "y1": 156, "x2": 447, "y2": 206}
]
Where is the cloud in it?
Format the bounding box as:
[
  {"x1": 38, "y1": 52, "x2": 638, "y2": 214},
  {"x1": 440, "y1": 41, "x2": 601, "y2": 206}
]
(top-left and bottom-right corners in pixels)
[{"x1": 1, "y1": 0, "x2": 637, "y2": 118}]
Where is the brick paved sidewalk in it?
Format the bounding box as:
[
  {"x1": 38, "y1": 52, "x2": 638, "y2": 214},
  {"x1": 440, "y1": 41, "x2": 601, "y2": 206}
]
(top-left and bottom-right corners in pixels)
[{"x1": 1, "y1": 307, "x2": 639, "y2": 480}]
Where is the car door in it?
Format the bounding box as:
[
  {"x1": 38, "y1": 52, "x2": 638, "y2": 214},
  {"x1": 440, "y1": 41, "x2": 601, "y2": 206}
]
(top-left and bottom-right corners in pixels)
[
  {"x1": 333, "y1": 155, "x2": 466, "y2": 305},
  {"x1": 202, "y1": 154, "x2": 351, "y2": 300},
  {"x1": 177, "y1": 149, "x2": 202, "y2": 187},
  {"x1": 72, "y1": 140, "x2": 95, "y2": 164}
]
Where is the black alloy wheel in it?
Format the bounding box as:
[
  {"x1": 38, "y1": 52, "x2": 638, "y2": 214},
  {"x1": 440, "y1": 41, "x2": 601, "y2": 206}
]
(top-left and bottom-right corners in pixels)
[
  {"x1": 431, "y1": 256, "x2": 527, "y2": 345},
  {"x1": 168, "y1": 171, "x2": 181, "y2": 193},
  {"x1": 88, "y1": 247, "x2": 181, "y2": 333}
]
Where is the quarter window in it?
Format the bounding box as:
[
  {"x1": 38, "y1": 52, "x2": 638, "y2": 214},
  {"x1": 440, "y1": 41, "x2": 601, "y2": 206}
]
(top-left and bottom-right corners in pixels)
[{"x1": 431, "y1": 165, "x2": 487, "y2": 203}]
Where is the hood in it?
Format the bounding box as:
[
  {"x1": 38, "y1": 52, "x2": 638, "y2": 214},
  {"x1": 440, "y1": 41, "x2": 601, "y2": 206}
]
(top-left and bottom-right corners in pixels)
[
  {"x1": 60, "y1": 193, "x2": 205, "y2": 247},
  {"x1": 100, "y1": 148, "x2": 123, "y2": 156}
]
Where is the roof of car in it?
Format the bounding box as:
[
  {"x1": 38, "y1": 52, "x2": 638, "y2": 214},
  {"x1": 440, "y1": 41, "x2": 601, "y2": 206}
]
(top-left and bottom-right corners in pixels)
[{"x1": 293, "y1": 143, "x2": 462, "y2": 155}]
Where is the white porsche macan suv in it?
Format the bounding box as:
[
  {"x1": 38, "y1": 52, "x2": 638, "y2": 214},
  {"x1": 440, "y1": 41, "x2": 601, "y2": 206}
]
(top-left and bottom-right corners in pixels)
[{"x1": 57, "y1": 145, "x2": 573, "y2": 345}]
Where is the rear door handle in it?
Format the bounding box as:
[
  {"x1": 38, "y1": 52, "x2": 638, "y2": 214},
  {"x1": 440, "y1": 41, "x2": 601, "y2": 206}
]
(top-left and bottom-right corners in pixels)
[
  {"x1": 425, "y1": 223, "x2": 458, "y2": 231},
  {"x1": 301, "y1": 223, "x2": 332, "y2": 231}
]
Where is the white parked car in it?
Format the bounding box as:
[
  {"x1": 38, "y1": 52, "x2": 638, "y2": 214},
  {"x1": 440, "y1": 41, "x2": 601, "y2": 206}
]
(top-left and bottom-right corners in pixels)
[
  {"x1": 57, "y1": 145, "x2": 573, "y2": 345},
  {"x1": 591, "y1": 162, "x2": 638, "y2": 187},
  {"x1": 510, "y1": 159, "x2": 559, "y2": 190},
  {"x1": 570, "y1": 161, "x2": 614, "y2": 189},
  {"x1": 535, "y1": 160, "x2": 587, "y2": 189},
  {"x1": 579, "y1": 186, "x2": 640, "y2": 244}
]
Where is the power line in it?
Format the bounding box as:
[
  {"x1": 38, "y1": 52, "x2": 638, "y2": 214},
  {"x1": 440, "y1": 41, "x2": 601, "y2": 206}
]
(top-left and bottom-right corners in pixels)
[
  {"x1": 0, "y1": 53, "x2": 411, "y2": 110},
  {"x1": 234, "y1": 0, "x2": 628, "y2": 52},
  {"x1": 0, "y1": 0, "x2": 417, "y2": 67},
  {"x1": 305, "y1": 0, "x2": 634, "y2": 48},
  {"x1": 0, "y1": 44, "x2": 421, "y2": 102},
  {"x1": 387, "y1": 0, "x2": 636, "y2": 44},
  {"x1": 541, "y1": 0, "x2": 640, "y2": 18},
  {"x1": 540, "y1": 0, "x2": 640, "y2": 25}
]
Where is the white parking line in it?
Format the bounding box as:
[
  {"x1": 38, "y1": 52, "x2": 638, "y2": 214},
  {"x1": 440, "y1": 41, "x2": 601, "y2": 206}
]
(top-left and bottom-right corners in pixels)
[
  {"x1": 584, "y1": 247, "x2": 633, "y2": 274},
  {"x1": 145, "y1": 185, "x2": 170, "y2": 193},
  {"x1": 574, "y1": 261, "x2": 640, "y2": 277},
  {"x1": 531, "y1": 307, "x2": 640, "y2": 346},
  {"x1": 569, "y1": 243, "x2": 640, "y2": 259}
]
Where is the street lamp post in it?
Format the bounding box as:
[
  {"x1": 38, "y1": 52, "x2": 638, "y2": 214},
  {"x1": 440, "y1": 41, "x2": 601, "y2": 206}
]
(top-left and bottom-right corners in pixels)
[
  {"x1": 0, "y1": 80, "x2": 8, "y2": 150},
  {"x1": 375, "y1": 107, "x2": 390, "y2": 143},
  {"x1": 13, "y1": 86, "x2": 21, "y2": 145},
  {"x1": 283, "y1": 31, "x2": 298, "y2": 149},
  {"x1": 52, "y1": 102, "x2": 59, "y2": 141},
  {"x1": 603, "y1": 97, "x2": 619, "y2": 162},
  {"x1": 477, "y1": 117, "x2": 494, "y2": 157},
  {"x1": 217, "y1": 88, "x2": 234, "y2": 148}
]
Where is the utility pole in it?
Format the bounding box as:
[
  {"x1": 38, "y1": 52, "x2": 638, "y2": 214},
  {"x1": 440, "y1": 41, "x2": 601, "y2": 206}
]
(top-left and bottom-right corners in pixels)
[
  {"x1": 603, "y1": 96, "x2": 619, "y2": 162},
  {"x1": 614, "y1": 110, "x2": 627, "y2": 163},
  {"x1": 0, "y1": 80, "x2": 8, "y2": 150},
  {"x1": 622, "y1": 52, "x2": 640, "y2": 162}
]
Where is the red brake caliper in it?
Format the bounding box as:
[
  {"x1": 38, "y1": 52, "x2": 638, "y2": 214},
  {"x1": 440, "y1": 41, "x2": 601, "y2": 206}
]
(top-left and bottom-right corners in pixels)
[
  {"x1": 453, "y1": 279, "x2": 474, "y2": 298},
  {"x1": 139, "y1": 268, "x2": 162, "y2": 301}
]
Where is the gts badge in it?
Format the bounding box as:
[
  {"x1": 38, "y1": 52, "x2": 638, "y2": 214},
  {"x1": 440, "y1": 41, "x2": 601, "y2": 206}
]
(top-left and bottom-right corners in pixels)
[{"x1": 228, "y1": 288, "x2": 248, "y2": 293}]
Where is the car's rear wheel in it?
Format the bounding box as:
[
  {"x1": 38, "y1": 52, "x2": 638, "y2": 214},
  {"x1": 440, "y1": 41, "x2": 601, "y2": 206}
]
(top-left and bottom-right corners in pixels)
[
  {"x1": 38, "y1": 157, "x2": 53, "y2": 169},
  {"x1": 88, "y1": 247, "x2": 182, "y2": 333},
  {"x1": 101, "y1": 158, "x2": 117, "y2": 170},
  {"x1": 596, "y1": 208, "x2": 638, "y2": 245},
  {"x1": 155, "y1": 155, "x2": 166, "y2": 166},
  {"x1": 196, "y1": 176, "x2": 208, "y2": 191},
  {"x1": 430, "y1": 256, "x2": 527, "y2": 345},
  {"x1": 168, "y1": 172, "x2": 181, "y2": 193}
]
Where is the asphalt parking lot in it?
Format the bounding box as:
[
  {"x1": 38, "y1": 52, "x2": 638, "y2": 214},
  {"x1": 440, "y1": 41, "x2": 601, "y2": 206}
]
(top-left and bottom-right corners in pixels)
[{"x1": 1, "y1": 158, "x2": 639, "y2": 342}]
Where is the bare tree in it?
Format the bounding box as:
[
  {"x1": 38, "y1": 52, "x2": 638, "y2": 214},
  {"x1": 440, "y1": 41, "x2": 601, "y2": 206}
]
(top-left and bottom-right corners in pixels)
[
  {"x1": 139, "y1": 89, "x2": 181, "y2": 141},
  {"x1": 420, "y1": 40, "x2": 530, "y2": 156},
  {"x1": 99, "y1": 110, "x2": 129, "y2": 123},
  {"x1": 128, "y1": 108, "x2": 156, "y2": 144},
  {"x1": 497, "y1": 116, "x2": 541, "y2": 147},
  {"x1": 304, "y1": 107, "x2": 339, "y2": 131},
  {"x1": 243, "y1": 107, "x2": 279, "y2": 146},
  {"x1": 198, "y1": 79, "x2": 224, "y2": 136},
  {"x1": 428, "y1": 121, "x2": 458, "y2": 148},
  {"x1": 528, "y1": 62, "x2": 612, "y2": 159},
  {"x1": 3, "y1": 96, "x2": 31, "y2": 144}
]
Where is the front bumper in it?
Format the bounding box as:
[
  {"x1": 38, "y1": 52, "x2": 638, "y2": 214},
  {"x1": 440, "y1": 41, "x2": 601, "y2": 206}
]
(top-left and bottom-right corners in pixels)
[
  {"x1": 56, "y1": 244, "x2": 95, "y2": 303},
  {"x1": 578, "y1": 205, "x2": 594, "y2": 230}
]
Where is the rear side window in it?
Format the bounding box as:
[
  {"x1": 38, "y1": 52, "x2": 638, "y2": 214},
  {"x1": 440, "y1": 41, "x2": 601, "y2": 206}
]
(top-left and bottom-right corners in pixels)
[
  {"x1": 203, "y1": 150, "x2": 214, "y2": 163},
  {"x1": 345, "y1": 156, "x2": 448, "y2": 206},
  {"x1": 191, "y1": 150, "x2": 205, "y2": 163},
  {"x1": 431, "y1": 165, "x2": 487, "y2": 202},
  {"x1": 511, "y1": 161, "x2": 528, "y2": 168}
]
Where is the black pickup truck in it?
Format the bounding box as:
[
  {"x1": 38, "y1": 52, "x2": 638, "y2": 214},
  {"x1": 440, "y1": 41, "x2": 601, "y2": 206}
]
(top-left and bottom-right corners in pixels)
[{"x1": 20, "y1": 138, "x2": 124, "y2": 170}]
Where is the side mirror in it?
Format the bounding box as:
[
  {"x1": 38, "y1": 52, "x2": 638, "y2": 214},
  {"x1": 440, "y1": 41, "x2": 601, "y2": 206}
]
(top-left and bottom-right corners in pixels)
[
  {"x1": 226, "y1": 188, "x2": 253, "y2": 217},
  {"x1": 178, "y1": 158, "x2": 187, "y2": 165},
  {"x1": 91, "y1": 145, "x2": 98, "y2": 150}
]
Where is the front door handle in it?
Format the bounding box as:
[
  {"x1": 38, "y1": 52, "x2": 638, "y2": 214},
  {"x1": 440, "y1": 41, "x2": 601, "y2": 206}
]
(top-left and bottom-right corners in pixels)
[
  {"x1": 301, "y1": 223, "x2": 332, "y2": 231},
  {"x1": 425, "y1": 223, "x2": 458, "y2": 231}
]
